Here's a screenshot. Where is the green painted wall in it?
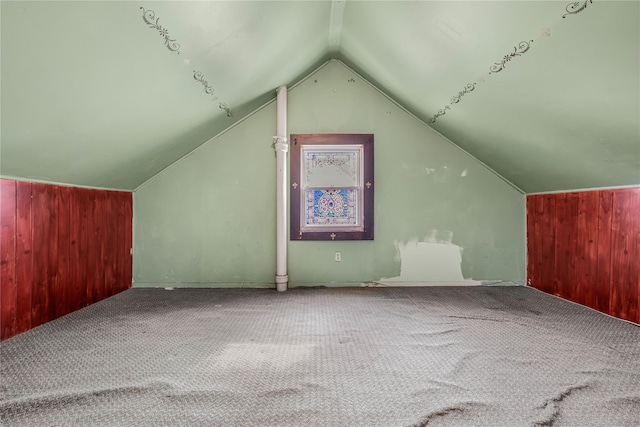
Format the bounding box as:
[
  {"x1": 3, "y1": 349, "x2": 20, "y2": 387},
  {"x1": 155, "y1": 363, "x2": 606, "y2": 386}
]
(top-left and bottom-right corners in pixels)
[{"x1": 134, "y1": 61, "x2": 524, "y2": 287}]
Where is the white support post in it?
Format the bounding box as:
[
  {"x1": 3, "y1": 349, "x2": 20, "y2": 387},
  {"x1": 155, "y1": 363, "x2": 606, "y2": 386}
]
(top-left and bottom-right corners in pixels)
[{"x1": 274, "y1": 85, "x2": 288, "y2": 292}]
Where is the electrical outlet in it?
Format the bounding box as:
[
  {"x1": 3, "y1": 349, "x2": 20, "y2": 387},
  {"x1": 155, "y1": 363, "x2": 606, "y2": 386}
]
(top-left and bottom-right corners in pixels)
[{"x1": 335, "y1": 251, "x2": 342, "y2": 262}]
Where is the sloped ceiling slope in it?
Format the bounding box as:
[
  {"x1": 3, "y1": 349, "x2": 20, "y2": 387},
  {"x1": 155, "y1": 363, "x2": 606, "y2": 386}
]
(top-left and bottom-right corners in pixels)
[
  {"x1": 1, "y1": 1, "x2": 638, "y2": 192},
  {"x1": 0, "y1": 1, "x2": 333, "y2": 189}
]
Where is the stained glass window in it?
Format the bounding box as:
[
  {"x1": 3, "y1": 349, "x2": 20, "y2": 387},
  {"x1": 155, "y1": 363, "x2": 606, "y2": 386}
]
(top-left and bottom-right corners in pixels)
[
  {"x1": 305, "y1": 189, "x2": 358, "y2": 226},
  {"x1": 290, "y1": 134, "x2": 374, "y2": 241}
]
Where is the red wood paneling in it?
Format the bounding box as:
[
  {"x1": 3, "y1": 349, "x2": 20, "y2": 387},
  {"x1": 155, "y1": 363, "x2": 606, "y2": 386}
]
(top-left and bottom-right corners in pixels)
[
  {"x1": 0, "y1": 179, "x2": 133, "y2": 340},
  {"x1": 1, "y1": 181, "x2": 17, "y2": 339},
  {"x1": 528, "y1": 188, "x2": 640, "y2": 323},
  {"x1": 15, "y1": 182, "x2": 33, "y2": 335}
]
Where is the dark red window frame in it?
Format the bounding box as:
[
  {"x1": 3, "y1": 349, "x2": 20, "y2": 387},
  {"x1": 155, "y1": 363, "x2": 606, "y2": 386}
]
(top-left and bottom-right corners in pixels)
[{"x1": 290, "y1": 134, "x2": 374, "y2": 241}]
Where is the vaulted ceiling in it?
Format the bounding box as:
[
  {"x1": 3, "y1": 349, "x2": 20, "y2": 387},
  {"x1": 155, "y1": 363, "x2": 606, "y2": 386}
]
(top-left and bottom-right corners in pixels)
[{"x1": 1, "y1": 1, "x2": 638, "y2": 192}]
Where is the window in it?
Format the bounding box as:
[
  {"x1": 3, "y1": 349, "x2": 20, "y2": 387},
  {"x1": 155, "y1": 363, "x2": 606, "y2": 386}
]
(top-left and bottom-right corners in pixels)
[{"x1": 290, "y1": 134, "x2": 374, "y2": 240}]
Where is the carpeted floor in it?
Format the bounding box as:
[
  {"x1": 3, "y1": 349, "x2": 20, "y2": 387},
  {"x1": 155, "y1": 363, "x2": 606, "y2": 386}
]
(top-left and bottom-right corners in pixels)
[{"x1": 1, "y1": 286, "x2": 639, "y2": 427}]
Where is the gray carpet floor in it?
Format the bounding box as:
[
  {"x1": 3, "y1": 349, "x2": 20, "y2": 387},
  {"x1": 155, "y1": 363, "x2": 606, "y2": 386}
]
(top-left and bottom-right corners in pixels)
[{"x1": 1, "y1": 286, "x2": 639, "y2": 427}]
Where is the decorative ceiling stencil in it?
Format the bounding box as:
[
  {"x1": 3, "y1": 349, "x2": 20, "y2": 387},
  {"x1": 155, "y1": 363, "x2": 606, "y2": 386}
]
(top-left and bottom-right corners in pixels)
[
  {"x1": 139, "y1": 6, "x2": 233, "y2": 117},
  {"x1": 428, "y1": 39, "x2": 536, "y2": 124},
  {"x1": 427, "y1": 82, "x2": 476, "y2": 123},
  {"x1": 140, "y1": 7, "x2": 180, "y2": 53},
  {"x1": 193, "y1": 71, "x2": 216, "y2": 97},
  {"x1": 218, "y1": 103, "x2": 234, "y2": 118},
  {"x1": 451, "y1": 83, "x2": 476, "y2": 104},
  {"x1": 563, "y1": 0, "x2": 593, "y2": 18},
  {"x1": 428, "y1": 1, "x2": 597, "y2": 124},
  {"x1": 489, "y1": 41, "x2": 534, "y2": 74},
  {"x1": 428, "y1": 106, "x2": 450, "y2": 124}
]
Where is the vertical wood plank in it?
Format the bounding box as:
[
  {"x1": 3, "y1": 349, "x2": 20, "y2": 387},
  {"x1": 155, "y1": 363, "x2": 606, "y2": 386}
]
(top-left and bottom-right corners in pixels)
[
  {"x1": 115, "y1": 192, "x2": 126, "y2": 293},
  {"x1": 555, "y1": 193, "x2": 579, "y2": 300},
  {"x1": 76, "y1": 188, "x2": 90, "y2": 310},
  {"x1": 553, "y1": 194, "x2": 567, "y2": 298},
  {"x1": 56, "y1": 186, "x2": 71, "y2": 317},
  {"x1": 94, "y1": 191, "x2": 107, "y2": 302},
  {"x1": 609, "y1": 190, "x2": 638, "y2": 322},
  {"x1": 47, "y1": 186, "x2": 59, "y2": 324},
  {"x1": 575, "y1": 191, "x2": 599, "y2": 309},
  {"x1": 532, "y1": 196, "x2": 544, "y2": 290},
  {"x1": 104, "y1": 192, "x2": 118, "y2": 297},
  {"x1": 631, "y1": 188, "x2": 640, "y2": 325},
  {"x1": 1, "y1": 180, "x2": 17, "y2": 340},
  {"x1": 540, "y1": 194, "x2": 556, "y2": 295},
  {"x1": 565, "y1": 193, "x2": 580, "y2": 301},
  {"x1": 34, "y1": 184, "x2": 59, "y2": 327},
  {"x1": 124, "y1": 193, "x2": 133, "y2": 289},
  {"x1": 85, "y1": 192, "x2": 97, "y2": 305},
  {"x1": 15, "y1": 182, "x2": 32, "y2": 334},
  {"x1": 526, "y1": 196, "x2": 537, "y2": 287},
  {"x1": 30, "y1": 183, "x2": 46, "y2": 327},
  {"x1": 595, "y1": 191, "x2": 613, "y2": 314},
  {"x1": 634, "y1": 190, "x2": 640, "y2": 324},
  {"x1": 79, "y1": 188, "x2": 91, "y2": 308}
]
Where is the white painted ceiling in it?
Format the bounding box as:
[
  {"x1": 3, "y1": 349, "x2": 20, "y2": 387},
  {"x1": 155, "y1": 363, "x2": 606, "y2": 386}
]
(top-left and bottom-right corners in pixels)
[{"x1": 1, "y1": 1, "x2": 638, "y2": 192}]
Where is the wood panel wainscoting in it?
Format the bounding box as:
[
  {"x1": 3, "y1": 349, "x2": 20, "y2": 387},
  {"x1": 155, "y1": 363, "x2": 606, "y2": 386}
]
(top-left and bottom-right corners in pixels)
[
  {"x1": 527, "y1": 188, "x2": 640, "y2": 324},
  {"x1": 1, "y1": 179, "x2": 132, "y2": 340}
]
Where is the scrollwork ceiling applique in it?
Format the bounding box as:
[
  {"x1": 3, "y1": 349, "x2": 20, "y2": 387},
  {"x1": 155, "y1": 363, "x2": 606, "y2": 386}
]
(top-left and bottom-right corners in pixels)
[
  {"x1": 428, "y1": 106, "x2": 450, "y2": 124},
  {"x1": 450, "y1": 83, "x2": 476, "y2": 104},
  {"x1": 140, "y1": 7, "x2": 180, "y2": 53},
  {"x1": 489, "y1": 41, "x2": 534, "y2": 74},
  {"x1": 563, "y1": 0, "x2": 593, "y2": 18},
  {"x1": 218, "y1": 103, "x2": 234, "y2": 118},
  {"x1": 429, "y1": 1, "x2": 597, "y2": 125},
  {"x1": 428, "y1": 40, "x2": 534, "y2": 124},
  {"x1": 428, "y1": 82, "x2": 476, "y2": 124},
  {"x1": 139, "y1": 6, "x2": 234, "y2": 117},
  {"x1": 193, "y1": 71, "x2": 216, "y2": 97}
]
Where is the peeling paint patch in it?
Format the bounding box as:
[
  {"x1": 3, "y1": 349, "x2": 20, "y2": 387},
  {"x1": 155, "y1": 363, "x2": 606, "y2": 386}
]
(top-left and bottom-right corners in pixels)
[{"x1": 381, "y1": 239, "x2": 481, "y2": 285}]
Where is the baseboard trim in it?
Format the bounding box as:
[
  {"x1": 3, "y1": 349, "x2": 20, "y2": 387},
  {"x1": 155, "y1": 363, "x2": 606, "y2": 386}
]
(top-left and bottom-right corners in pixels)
[
  {"x1": 132, "y1": 282, "x2": 276, "y2": 289},
  {"x1": 132, "y1": 280, "x2": 523, "y2": 289}
]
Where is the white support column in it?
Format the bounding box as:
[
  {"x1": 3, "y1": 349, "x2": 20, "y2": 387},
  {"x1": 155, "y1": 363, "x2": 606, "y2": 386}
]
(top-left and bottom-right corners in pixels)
[{"x1": 274, "y1": 85, "x2": 288, "y2": 292}]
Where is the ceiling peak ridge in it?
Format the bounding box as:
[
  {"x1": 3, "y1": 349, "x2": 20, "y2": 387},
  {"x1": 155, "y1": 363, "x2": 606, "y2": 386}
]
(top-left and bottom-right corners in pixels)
[{"x1": 328, "y1": 0, "x2": 346, "y2": 52}]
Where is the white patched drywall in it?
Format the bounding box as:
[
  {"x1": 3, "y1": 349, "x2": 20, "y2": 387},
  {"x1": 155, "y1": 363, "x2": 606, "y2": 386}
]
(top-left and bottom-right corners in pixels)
[{"x1": 380, "y1": 230, "x2": 480, "y2": 286}]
